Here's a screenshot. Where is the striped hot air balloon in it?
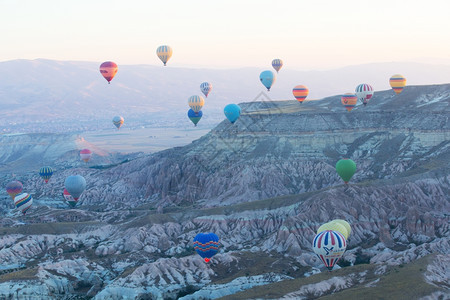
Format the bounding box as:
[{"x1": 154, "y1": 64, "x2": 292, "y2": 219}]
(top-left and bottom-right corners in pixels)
[
  {"x1": 355, "y1": 84, "x2": 374, "y2": 106},
  {"x1": 80, "y1": 149, "x2": 92, "y2": 163},
  {"x1": 112, "y1": 116, "x2": 124, "y2": 129},
  {"x1": 312, "y1": 230, "x2": 347, "y2": 271},
  {"x1": 99, "y1": 61, "x2": 118, "y2": 84},
  {"x1": 14, "y1": 193, "x2": 33, "y2": 215},
  {"x1": 389, "y1": 74, "x2": 406, "y2": 94},
  {"x1": 292, "y1": 85, "x2": 309, "y2": 103},
  {"x1": 188, "y1": 95, "x2": 205, "y2": 113},
  {"x1": 39, "y1": 166, "x2": 53, "y2": 183},
  {"x1": 193, "y1": 233, "x2": 220, "y2": 263},
  {"x1": 271, "y1": 59, "x2": 283, "y2": 73},
  {"x1": 341, "y1": 93, "x2": 358, "y2": 112},
  {"x1": 6, "y1": 180, "x2": 23, "y2": 200},
  {"x1": 200, "y1": 82, "x2": 212, "y2": 98},
  {"x1": 156, "y1": 45, "x2": 173, "y2": 66}
]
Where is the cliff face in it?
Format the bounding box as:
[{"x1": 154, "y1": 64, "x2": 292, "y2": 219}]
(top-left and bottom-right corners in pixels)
[{"x1": 0, "y1": 84, "x2": 448, "y2": 299}]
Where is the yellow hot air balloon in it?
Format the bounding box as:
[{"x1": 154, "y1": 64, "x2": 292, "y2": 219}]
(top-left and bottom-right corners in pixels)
[
  {"x1": 317, "y1": 222, "x2": 349, "y2": 240},
  {"x1": 389, "y1": 74, "x2": 406, "y2": 94},
  {"x1": 156, "y1": 45, "x2": 173, "y2": 66},
  {"x1": 341, "y1": 93, "x2": 358, "y2": 112},
  {"x1": 331, "y1": 219, "x2": 352, "y2": 238}
]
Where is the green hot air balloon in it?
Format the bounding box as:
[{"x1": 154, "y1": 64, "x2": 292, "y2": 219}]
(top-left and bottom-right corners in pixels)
[{"x1": 335, "y1": 159, "x2": 356, "y2": 184}]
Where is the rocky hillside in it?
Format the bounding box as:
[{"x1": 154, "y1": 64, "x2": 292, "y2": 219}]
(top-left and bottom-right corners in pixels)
[{"x1": 0, "y1": 84, "x2": 448, "y2": 299}]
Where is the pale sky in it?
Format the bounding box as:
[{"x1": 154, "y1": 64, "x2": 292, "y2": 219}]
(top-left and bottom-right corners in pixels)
[{"x1": 1, "y1": 0, "x2": 449, "y2": 70}]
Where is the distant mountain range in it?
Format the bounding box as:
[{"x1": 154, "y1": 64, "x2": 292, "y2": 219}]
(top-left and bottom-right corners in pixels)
[{"x1": 0, "y1": 59, "x2": 449, "y2": 131}]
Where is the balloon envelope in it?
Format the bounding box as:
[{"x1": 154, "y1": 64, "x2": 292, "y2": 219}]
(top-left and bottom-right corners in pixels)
[
  {"x1": 224, "y1": 104, "x2": 241, "y2": 124},
  {"x1": 200, "y1": 82, "x2": 212, "y2": 98},
  {"x1": 80, "y1": 149, "x2": 92, "y2": 162},
  {"x1": 355, "y1": 84, "x2": 374, "y2": 106},
  {"x1": 259, "y1": 70, "x2": 276, "y2": 91},
  {"x1": 272, "y1": 59, "x2": 283, "y2": 73},
  {"x1": 292, "y1": 85, "x2": 309, "y2": 103},
  {"x1": 336, "y1": 159, "x2": 356, "y2": 184},
  {"x1": 389, "y1": 74, "x2": 406, "y2": 94},
  {"x1": 188, "y1": 95, "x2": 205, "y2": 113},
  {"x1": 6, "y1": 181, "x2": 23, "y2": 200},
  {"x1": 317, "y1": 222, "x2": 349, "y2": 240},
  {"x1": 39, "y1": 166, "x2": 53, "y2": 183},
  {"x1": 99, "y1": 61, "x2": 118, "y2": 83},
  {"x1": 341, "y1": 93, "x2": 358, "y2": 112},
  {"x1": 156, "y1": 45, "x2": 173, "y2": 66},
  {"x1": 64, "y1": 175, "x2": 86, "y2": 200},
  {"x1": 113, "y1": 116, "x2": 124, "y2": 129},
  {"x1": 332, "y1": 219, "x2": 352, "y2": 238},
  {"x1": 14, "y1": 193, "x2": 33, "y2": 215},
  {"x1": 312, "y1": 230, "x2": 347, "y2": 271},
  {"x1": 193, "y1": 233, "x2": 220, "y2": 262},
  {"x1": 188, "y1": 109, "x2": 203, "y2": 126},
  {"x1": 63, "y1": 188, "x2": 78, "y2": 208}
]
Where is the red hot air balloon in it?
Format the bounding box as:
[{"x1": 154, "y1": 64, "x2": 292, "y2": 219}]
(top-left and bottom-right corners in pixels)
[
  {"x1": 99, "y1": 61, "x2": 118, "y2": 84},
  {"x1": 80, "y1": 149, "x2": 92, "y2": 163}
]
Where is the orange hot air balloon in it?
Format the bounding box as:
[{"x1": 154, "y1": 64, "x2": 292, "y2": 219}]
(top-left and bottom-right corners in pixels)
[
  {"x1": 341, "y1": 93, "x2": 358, "y2": 112},
  {"x1": 99, "y1": 61, "x2": 118, "y2": 84},
  {"x1": 389, "y1": 74, "x2": 406, "y2": 94},
  {"x1": 292, "y1": 85, "x2": 309, "y2": 103}
]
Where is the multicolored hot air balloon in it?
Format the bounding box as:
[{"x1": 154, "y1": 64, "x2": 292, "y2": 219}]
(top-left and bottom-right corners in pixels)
[
  {"x1": 312, "y1": 230, "x2": 347, "y2": 271},
  {"x1": 200, "y1": 82, "x2": 212, "y2": 98},
  {"x1": 355, "y1": 84, "x2": 374, "y2": 106},
  {"x1": 99, "y1": 61, "x2": 118, "y2": 84},
  {"x1": 14, "y1": 193, "x2": 33, "y2": 215},
  {"x1": 224, "y1": 104, "x2": 241, "y2": 124},
  {"x1": 80, "y1": 149, "x2": 92, "y2": 163},
  {"x1": 63, "y1": 188, "x2": 78, "y2": 208},
  {"x1": 260, "y1": 70, "x2": 276, "y2": 91},
  {"x1": 389, "y1": 74, "x2": 406, "y2": 94},
  {"x1": 292, "y1": 85, "x2": 309, "y2": 103},
  {"x1": 341, "y1": 93, "x2": 358, "y2": 112},
  {"x1": 156, "y1": 45, "x2": 173, "y2": 66},
  {"x1": 64, "y1": 175, "x2": 86, "y2": 201},
  {"x1": 39, "y1": 166, "x2": 53, "y2": 183},
  {"x1": 193, "y1": 233, "x2": 220, "y2": 263},
  {"x1": 113, "y1": 116, "x2": 124, "y2": 129},
  {"x1": 6, "y1": 180, "x2": 23, "y2": 200},
  {"x1": 188, "y1": 109, "x2": 202, "y2": 126},
  {"x1": 271, "y1": 59, "x2": 283, "y2": 73},
  {"x1": 317, "y1": 222, "x2": 349, "y2": 240},
  {"x1": 336, "y1": 159, "x2": 356, "y2": 184},
  {"x1": 188, "y1": 95, "x2": 205, "y2": 113}
]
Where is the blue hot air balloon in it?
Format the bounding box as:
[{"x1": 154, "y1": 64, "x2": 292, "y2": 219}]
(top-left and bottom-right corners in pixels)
[
  {"x1": 64, "y1": 175, "x2": 86, "y2": 201},
  {"x1": 224, "y1": 104, "x2": 241, "y2": 124},
  {"x1": 193, "y1": 233, "x2": 220, "y2": 262},
  {"x1": 259, "y1": 70, "x2": 276, "y2": 91},
  {"x1": 188, "y1": 109, "x2": 203, "y2": 126}
]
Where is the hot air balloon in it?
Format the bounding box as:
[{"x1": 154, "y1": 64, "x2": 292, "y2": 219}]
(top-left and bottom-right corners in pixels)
[
  {"x1": 260, "y1": 70, "x2": 276, "y2": 91},
  {"x1": 193, "y1": 233, "x2": 220, "y2": 263},
  {"x1": 312, "y1": 230, "x2": 347, "y2": 271},
  {"x1": 200, "y1": 82, "x2": 213, "y2": 98},
  {"x1": 317, "y1": 222, "x2": 349, "y2": 240},
  {"x1": 292, "y1": 85, "x2": 309, "y2": 103},
  {"x1": 272, "y1": 59, "x2": 283, "y2": 73},
  {"x1": 156, "y1": 45, "x2": 173, "y2": 66},
  {"x1": 112, "y1": 116, "x2": 124, "y2": 129},
  {"x1": 341, "y1": 93, "x2": 358, "y2": 112},
  {"x1": 188, "y1": 95, "x2": 205, "y2": 113},
  {"x1": 336, "y1": 159, "x2": 356, "y2": 184},
  {"x1": 99, "y1": 61, "x2": 118, "y2": 84},
  {"x1": 64, "y1": 175, "x2": 86, "y2": 201},
  {"x1": 332, "y1": 219, "x2": 352, "y2": 238},
  {"x1": 355, "y1": 84, "x2": 374, "y2": 106},
  {"x1": 14, "y1": 193, "x2": 33, "y2": 215},
  {"x1": 80, "y1": 149, "x2": 92, "y2": 163},
  {"x1": 389, "y1": 74, "x2": 406, "y2": 94},
  {"x1": 188, "y1": 109, "x2": 203, "y2": 126},
  {"x1": 224, "y1": 104, "x2": 241, "y2": 124},
  {"x1": 6, "y1": 180, "x2": 23, "y2": 200},
  {"x1": 39, "y1": 166, "x2": 53, "y2": 183},
  {"x1": 63, "y1": 188, "x2": 78, "y2": 208}
]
